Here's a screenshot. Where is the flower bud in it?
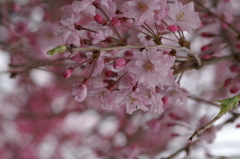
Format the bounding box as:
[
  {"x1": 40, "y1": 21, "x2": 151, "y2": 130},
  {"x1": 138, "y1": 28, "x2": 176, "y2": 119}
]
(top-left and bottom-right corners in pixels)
[
  {"x1": 201, "y1": 32, "x2": 216, "y2": 38},
  {"x1": 111, "y1": 18, "x2": 121, "y2": 26},
  {"x1": 94, "y1": 14, "x2": 103, "y2": 24},
  {"x1": 113, "y1": 59, "x2": 126, "y2": 70},
  {"x1": 105, "y1": 70, "x2": 118, "y2": 77},
  {"x1": 167, "y1": 25, "x2": 179, "y2": 32},
  {"x1": 229, "y1": 64, "x2": 240, "y2": 73},
  {"x1": 223, "y1": 78, "x2": 232, "y2": 87},
  {"x1": 200, "y1": 54, "x2": 212, "y2": 60},
  {"x1": 124, "y1": 50, "x2": 133, "y2": 57},
  {"x1": 201, "y1": 44, "x2": 211, "y2": 52},
  {"x1": 230, "y1": 86, "x2": 239, "y2": 94},
  {"x1": 62, "y1": 67, "x2": 74, "y2": 78}
]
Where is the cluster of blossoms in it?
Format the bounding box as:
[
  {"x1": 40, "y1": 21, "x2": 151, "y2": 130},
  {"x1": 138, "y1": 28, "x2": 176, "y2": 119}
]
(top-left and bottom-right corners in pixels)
[
  {"x1": 2, "y1": 0, "x2": 240, "y2": 158},
  {"x1": 54, "y1": 0, "x2": 201, "y2": 114}
]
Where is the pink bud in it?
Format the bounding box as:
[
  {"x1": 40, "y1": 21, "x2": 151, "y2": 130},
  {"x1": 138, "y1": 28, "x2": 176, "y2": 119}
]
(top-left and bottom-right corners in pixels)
[
  {"x1": 113, "y1": 59, "x2": 126, "y2": 70},
  {"x1": 230, "y1": 86, "x2": 239, "y2": 94},
  {"x1": 111, "y1": 18, "x2": 121, "y2": 26},
  {"x1": 229, "y1": 64, "x2": 240, "y2": 73},
  {"x1": 201, "y1": 44, "x2": 211, "y2": 52},
  {"x1": 201, "y1": 32, "x2": 215, "y2": 38},
  {"x1": 167, "y1": 25, "x2": 179, "y2": 32},
  {"x1": 124, "y1": 50, "x2": 133, "y2": 57},
  {"x1": 236, "y1": 124, "x2": 240, "y2": 128},
  {"x1": 62, "y1": 67, "x2": 74, "y2": 78},
  {"x1": 105, "y1": 70, "x2": 118, "y2": 77},
  {"x1": 223, "y1": 78, "x2": 232, "y2": 87},
  {"x1": 200, "y1": 54, "x2": 212, "y2": 60},
  {"x1": 94, "y1": 14, "x2": 103, "y2": 24},
  {"x1": 171, "y1": 133, "x2": 179, "y2": 137}
]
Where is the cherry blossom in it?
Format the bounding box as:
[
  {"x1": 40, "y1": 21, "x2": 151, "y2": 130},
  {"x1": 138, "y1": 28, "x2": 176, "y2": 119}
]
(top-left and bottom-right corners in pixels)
[
  {"x1": 167, "y1": 1, "x2": 201, "y2": 33},
  {"x1": 127, "y1": 48, "x2": 175, "y2": 88},
  {"x1": 55, "y1": 5, "x2": 81, "y2": 46},
  {"x1": 2, "y1": 0, "x2": 240, "y2": 158},
  {"x1": 72, "y1": 83, "x2": 88, "y2": 102},
  {"x1": 121, "y1": 0, "x2": 164, "y2": 25}
]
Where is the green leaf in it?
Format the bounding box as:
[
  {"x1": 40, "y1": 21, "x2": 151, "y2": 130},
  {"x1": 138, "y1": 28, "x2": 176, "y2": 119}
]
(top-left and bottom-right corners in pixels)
[
  {"x1": 47, "y1": 45, "x2": 67, "y2": 56},
  {"x1": 215, "y1": 95, "x2": 240, "y2": 115}
]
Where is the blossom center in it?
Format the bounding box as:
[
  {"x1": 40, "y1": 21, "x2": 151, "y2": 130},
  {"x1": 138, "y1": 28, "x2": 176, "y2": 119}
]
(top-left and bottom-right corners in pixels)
[
  {"x1": 177, "y1": 12, "x2": 185, "y2": 21},
  {"x1": 137, "y1": 2, "x2": 148, "y2": 11},
  {"x1": 130, "y1": 97, "x2": 137, "y2": 105},
  {"x1": 142, "y1": 60, "x2": 155, "y2": 72}
]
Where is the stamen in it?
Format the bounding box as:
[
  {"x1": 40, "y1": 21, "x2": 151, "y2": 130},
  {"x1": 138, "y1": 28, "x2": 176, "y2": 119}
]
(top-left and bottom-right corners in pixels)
[
  {"x1": 137, "y1": 2, "x2": 148, "y2": 11},
  {"x1": 177, "y1": 12, "x2": 185, "y2": 21},
  {"x1": 142, "y1": 60, "x2": 155, "y2": 72},
  {"x1": 130, "y1": 98, "x2": 137, "y2": 105}
]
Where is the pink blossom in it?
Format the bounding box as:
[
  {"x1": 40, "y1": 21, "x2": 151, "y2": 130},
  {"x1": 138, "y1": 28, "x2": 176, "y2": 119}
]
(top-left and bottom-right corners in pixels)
[
  {"x1": 92, "y1": 27, "x2": 113, "y2": 44},
  {"x1": 153, "y1": 0, "x2": 169, "y2": 22},
  {"x1": 55, "y1": 5, "x2": 81, "y2": 46},
  {"x1": 72, "y1": 83, "x2": 88, "y2": 102},
  {"x1": 136, "y1": 84, "x2": 164, "y2": 114},
  {"x1": 127, "y1": 48, "x2": 175, "y2": 88},
  {"x1": 212, "y1": 2, "x2": 234, "y2": 25},
  {"x1": 95, "y1": 88, "x2": 118, "y2": 110},
  {"x1": 161, "y1": 84, "x2": 188, "y2": 108},
  {"x1": 116, "y1": 88, "x2": 148, "y2": 114},
  {"x1": 99, "y1": 0, "x2": 117, "y2": 20},
  {"x1": 167, "y1": 1, "x2": 201, "y2": 33},
  {"x1": 121, "y1": 0, "x2": 160, "y2": 25},
  {"x1": 86, "y1": 55, "x2": 105, "y2": 76}
]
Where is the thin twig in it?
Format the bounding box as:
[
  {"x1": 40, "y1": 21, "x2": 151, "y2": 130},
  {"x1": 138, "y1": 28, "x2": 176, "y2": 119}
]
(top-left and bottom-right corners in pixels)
[
  {"x1": 72, "y1": 44, "x2": 202, "y2": 66},
  {"x1": 164, "y1": 140, "x2": 199, "y2": 159},
  {"x1": 188, "y1": 114, "x2": 223, "y2": 141},
  {"x1": 174, "y1": 55, "x2": 233, "y2": 74},
  {"x1": 193, "y1": 0, "x2": 240, "y2": 37}
]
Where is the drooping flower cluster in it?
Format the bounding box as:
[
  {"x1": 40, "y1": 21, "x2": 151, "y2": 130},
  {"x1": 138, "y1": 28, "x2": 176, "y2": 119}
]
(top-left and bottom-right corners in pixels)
[
  {"x1": 53, "y1": 0, "x2": 202, "y2": 114},
  {"x1": 3, "y1": 0, "x2": 240, "y2": 158}
]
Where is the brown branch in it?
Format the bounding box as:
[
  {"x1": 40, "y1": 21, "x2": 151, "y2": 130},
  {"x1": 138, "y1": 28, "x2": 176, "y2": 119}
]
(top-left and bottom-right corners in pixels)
[
  {"x1": 174, "y1": 55, "x2": 233, "y2": 74},
  {"x1": 164, "y1": 140, "x2": 199, "y2": 159},
  {"x1": 188, "y1": 114, "x2": 223, "y2": 141}
]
